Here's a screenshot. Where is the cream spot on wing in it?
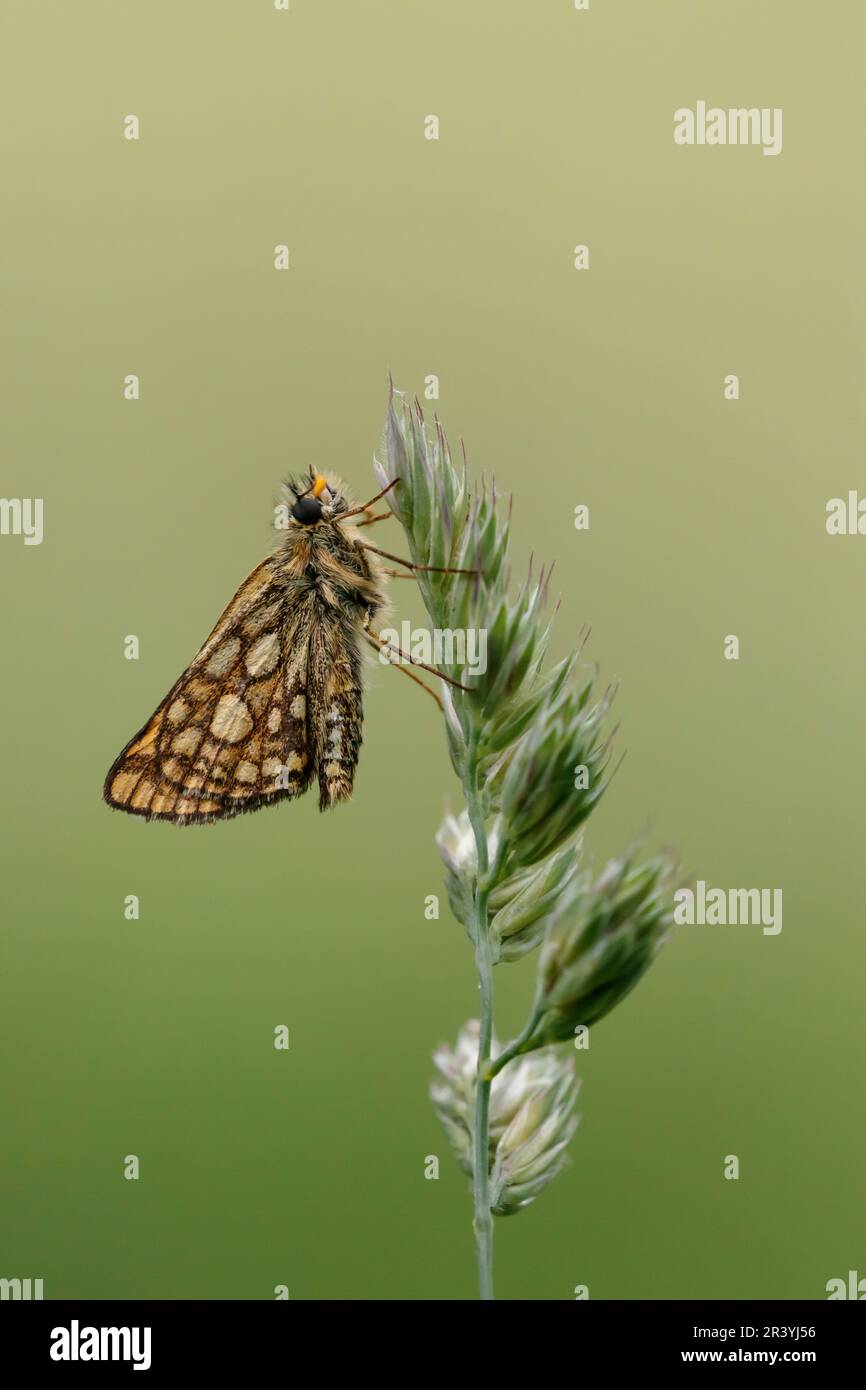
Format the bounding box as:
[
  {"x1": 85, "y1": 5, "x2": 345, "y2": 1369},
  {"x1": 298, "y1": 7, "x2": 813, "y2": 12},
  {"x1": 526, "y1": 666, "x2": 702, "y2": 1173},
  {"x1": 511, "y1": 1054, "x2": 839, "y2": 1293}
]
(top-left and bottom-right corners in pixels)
[
  {"x1": 175, "y1": 796, "x2": 220, "y2": 816},
  {"x1": 186, "y1": 677, "x2": 215, "y2": 701},
  {"x1": 167, "y1": 698, "x2": 190, "y2": 726},
  {"x1": 130, "y1": 780, "x2": 155, "y2": 810},
  {"x1": 242, "y1": 600, "x2": 283, "y2": 638},
  {"x1": 193, "y1": 756, "x2": 227, "y2": 782},
  {"x1": 172, "y1": 726, "x2": 204, "y2": 757},
  {"x1": 245, "y1": 630, "x2": 280, "y2": 677},
  {"x1": 205, "y1": 637, "x2": 242, "y2": 677},
  {"x1": 150, "y1": 788, "x2": 178, "y2": 814},
  {"x1": 324, "y1": 761, "x2": 341, "y2": 778},
  {"x1": 235, "y1": 761, "x2": 259, "y2": 785},
  {"x1": 110, "y1": 771, "x2": 139, "y2": 802},
  {"x1": 289, "y1": 694, "x2": 305, "y2": 719},
  {"x1": 210, "y1": 694, "x2": 253, "y2": 744},
  {"x1": 267, "y1": 706, "x2": 281, "y2": 733},
  {"x1": 161, "y1": 757, "x2": 187, "y2": 783},
  {"x1": 263, "y1": 753, "x2": 305, "y2": 781}
]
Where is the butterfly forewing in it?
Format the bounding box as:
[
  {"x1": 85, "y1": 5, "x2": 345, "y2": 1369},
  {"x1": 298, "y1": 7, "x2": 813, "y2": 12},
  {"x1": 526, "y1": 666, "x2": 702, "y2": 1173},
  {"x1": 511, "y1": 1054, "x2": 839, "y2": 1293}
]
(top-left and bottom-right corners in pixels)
[{"x1": 104, "y1": 560, "x2": 315, "y2": 823}]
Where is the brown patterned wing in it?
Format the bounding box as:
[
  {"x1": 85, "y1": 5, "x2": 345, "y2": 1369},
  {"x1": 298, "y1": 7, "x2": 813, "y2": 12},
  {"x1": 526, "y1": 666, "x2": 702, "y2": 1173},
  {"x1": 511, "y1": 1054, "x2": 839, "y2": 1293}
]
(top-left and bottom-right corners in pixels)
[
  {"x1": 103, "y1": 562, "x2": 315, "y2": 824},
  {"x1": 308, "y1": 608, "x2": 364, "y2": 811}
]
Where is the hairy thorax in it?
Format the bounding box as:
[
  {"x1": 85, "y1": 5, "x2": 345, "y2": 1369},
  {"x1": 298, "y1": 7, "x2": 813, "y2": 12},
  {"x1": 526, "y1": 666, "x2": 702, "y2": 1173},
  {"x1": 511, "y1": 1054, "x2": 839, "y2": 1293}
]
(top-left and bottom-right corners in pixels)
[{"x1": 277, "y1": 522, "x2": 385, "y2": 620}]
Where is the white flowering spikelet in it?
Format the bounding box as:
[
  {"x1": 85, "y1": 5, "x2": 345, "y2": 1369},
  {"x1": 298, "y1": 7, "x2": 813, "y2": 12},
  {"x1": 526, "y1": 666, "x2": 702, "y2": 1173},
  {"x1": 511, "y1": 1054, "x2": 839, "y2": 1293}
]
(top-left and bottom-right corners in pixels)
[{"x1": 430, "y1": 1020, "x2": 580, "y2": 1215}]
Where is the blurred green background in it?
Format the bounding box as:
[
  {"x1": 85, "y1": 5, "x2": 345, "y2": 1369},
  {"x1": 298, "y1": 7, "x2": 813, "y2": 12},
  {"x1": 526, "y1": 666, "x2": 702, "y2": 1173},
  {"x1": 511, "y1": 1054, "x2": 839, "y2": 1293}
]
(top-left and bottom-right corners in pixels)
[{"x1": 1, "y1": 1, "x2": 864, "y2": 1300}]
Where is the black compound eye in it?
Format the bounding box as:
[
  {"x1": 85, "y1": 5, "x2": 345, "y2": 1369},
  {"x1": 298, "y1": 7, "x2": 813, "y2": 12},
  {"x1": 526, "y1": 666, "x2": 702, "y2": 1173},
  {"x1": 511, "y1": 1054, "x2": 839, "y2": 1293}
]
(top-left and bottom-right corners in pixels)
[{"x1": 291, "y1": 495, "x2": 324, "y2": 525}]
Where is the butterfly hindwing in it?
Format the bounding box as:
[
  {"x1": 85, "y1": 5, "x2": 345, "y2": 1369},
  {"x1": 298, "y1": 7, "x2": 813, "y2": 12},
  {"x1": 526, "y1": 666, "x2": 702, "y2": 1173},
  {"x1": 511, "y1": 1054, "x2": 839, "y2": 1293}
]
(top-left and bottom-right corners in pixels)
[{"x1": 309, "y1": 607, "x2": 364, "y2": 811}]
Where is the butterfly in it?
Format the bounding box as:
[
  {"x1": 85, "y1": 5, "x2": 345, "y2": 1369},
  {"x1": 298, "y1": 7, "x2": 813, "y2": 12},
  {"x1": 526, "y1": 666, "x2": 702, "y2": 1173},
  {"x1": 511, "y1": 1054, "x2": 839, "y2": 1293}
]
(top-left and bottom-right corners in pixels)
[{"x1": 104, "y1": 469, "x2": 469, "y2": 825}]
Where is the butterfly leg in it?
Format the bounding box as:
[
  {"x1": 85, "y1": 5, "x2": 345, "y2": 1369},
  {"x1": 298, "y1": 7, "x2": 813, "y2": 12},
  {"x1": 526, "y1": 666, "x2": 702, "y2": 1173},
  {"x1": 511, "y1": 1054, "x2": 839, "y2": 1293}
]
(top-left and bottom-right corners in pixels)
[
  {"x1": 364, "y1": 617, "x2": 472, "y2": 693},
  {"x1": 361, "y1": 543, "x2": 480, "y2": 577},
  {"x1": 338, "y1": 479, "x2": 400, "y2": 522},
  {"x1": 356, "y1": 509, "x2": 394, "y2": 528},
  {"x1": 362, "y1": 631, "x2": 443, "y2": 710}
]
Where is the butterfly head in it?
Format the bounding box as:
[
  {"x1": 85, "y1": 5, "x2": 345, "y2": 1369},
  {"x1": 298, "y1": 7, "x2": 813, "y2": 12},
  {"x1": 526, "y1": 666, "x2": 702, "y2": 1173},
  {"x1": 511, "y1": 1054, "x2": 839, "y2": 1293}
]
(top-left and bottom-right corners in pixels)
[{"x1": 287, "y1": 469, "x2": 349, "y2": 525}]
